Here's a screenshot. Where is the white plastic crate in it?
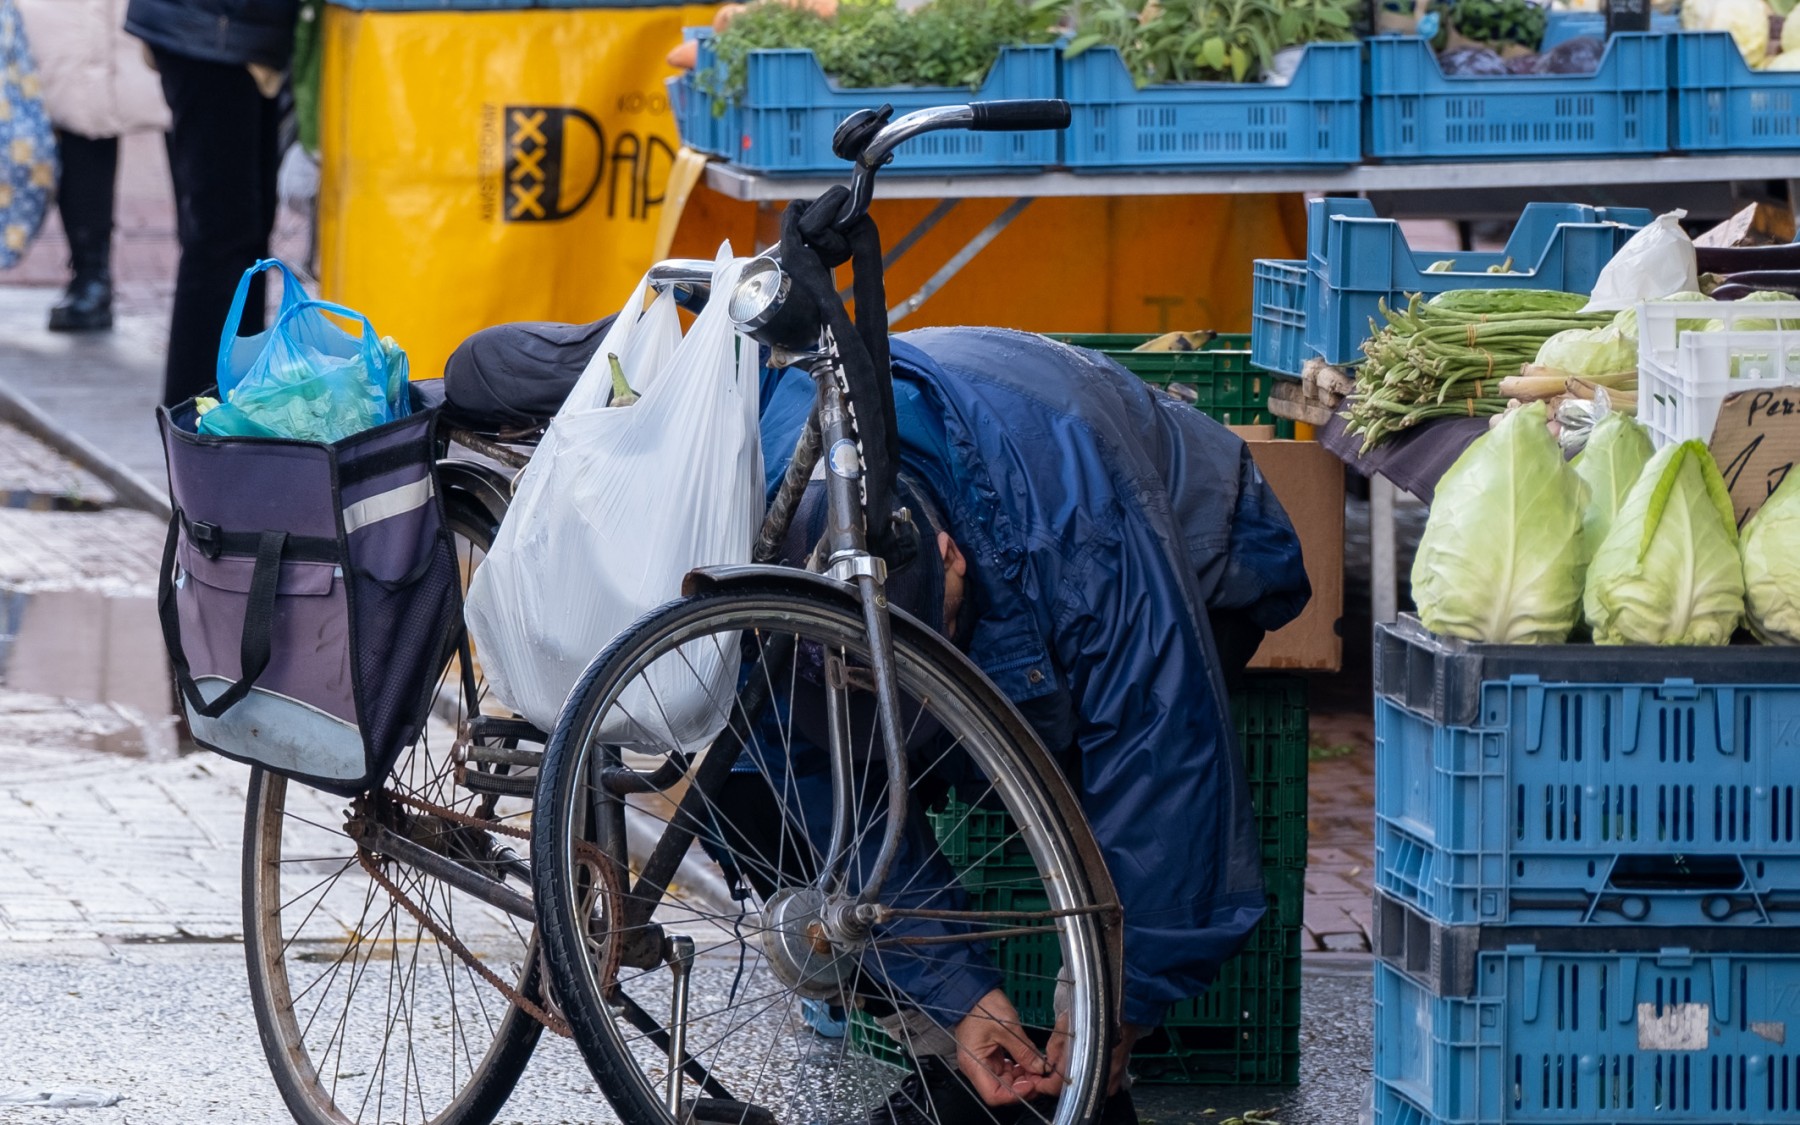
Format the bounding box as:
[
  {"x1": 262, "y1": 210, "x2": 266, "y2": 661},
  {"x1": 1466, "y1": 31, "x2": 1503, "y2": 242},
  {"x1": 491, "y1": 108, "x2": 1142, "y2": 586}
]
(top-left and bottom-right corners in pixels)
[{"x1": 1636, "y1": 297, "x2": 1800, "y2": 448}]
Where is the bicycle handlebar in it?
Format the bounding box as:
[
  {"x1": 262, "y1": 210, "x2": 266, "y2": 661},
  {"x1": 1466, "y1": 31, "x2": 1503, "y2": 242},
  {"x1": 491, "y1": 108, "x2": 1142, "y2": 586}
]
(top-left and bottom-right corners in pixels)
[
  {"x1": 836, "y1": 98, "x2": 1070, "y2": 227},
  {"x1": 968, "y1": 99, "x2": 1073, "y2": 132}
]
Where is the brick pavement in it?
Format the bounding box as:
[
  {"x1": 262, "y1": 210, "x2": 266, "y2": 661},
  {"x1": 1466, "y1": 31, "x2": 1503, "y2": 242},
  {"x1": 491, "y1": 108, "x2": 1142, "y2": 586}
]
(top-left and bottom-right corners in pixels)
[
  {"x1": 1303, "y1": 708, "x2": 1377, "y2": 953},
  {"x1": 0, "y1": 725, "x2": 249, "y2": 943}
]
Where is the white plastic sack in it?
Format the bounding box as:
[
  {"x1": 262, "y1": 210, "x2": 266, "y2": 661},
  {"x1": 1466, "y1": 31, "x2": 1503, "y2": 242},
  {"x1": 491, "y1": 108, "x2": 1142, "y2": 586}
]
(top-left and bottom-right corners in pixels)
[
  {"x1": 1582, "y1": 210, "x2": 1697, "y2": 313},
  {"x1": 465, "y1": 246, "x2": 763, "y2": 745}
]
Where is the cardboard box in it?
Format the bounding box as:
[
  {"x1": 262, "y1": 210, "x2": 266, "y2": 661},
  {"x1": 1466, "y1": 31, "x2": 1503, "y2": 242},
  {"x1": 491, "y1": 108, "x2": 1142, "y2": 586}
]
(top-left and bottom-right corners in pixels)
[{"x1": 1241, "y1": 437, "x2": 1345, "y2": 672}]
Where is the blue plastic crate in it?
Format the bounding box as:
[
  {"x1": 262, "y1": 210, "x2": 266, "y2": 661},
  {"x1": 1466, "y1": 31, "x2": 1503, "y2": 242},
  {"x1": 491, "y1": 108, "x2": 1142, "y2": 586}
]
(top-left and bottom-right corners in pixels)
[
  {"x1": 1674, "y1": 31, "x2": 1800, "y2": 152},
  {"x1": 1374, "y1": 617, "x2": 1800, "y2": 929},
  {"x1": 1365, "y1": 33, "x2": 1669, "y2": 162},
  {"x1": 1373, "y1": 949, "x2": 1800, "y2": 1125},
  {"x1": 1061, "y1": 41, "x2": 1360, "y2": 171},
  {"x1": 1251, "y1": 259, "x2": 1310, "y2": 377},
  {"x1": 1301, "y1": 197, "x2": 1650, "y2": 367},
  {"x1": 1541, "y1": 9, "x2": 1681, "y2": 48},
  {"x1": 669, "y1": 74, "x2": 703, "y2": 153},
  {"x1": 685, "y1": 33, "x2": 1059, "y2": 175}
]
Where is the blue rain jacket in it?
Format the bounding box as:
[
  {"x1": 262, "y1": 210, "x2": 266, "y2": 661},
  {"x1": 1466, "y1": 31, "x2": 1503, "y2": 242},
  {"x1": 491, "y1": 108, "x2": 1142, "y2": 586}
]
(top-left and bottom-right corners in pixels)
[{"x1": 757, "y1": 328, "x2": 1309, "y2": 1028}]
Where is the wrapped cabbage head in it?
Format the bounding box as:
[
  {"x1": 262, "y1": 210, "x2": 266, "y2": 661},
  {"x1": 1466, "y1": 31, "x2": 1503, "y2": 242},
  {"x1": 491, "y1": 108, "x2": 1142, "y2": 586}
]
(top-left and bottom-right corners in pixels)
[
  {"x1": 1412, "y1": 402, "x2": 1587, "y2": 643},
  {"x1": 1535, "y1": 322, "x2": 1635, "y2": 378},
  {"x1": 1612, "y1": 290, "x2": 1710, "y2": 341},
  {"x1": 1683, "y1": 0, "x2": 1771, "y2": 64},
  {"x1": 1572, "y1": 412, "x2": 1654, "y2": 557},
  {"x1": 1741, "y1": 469, "x2": 1800, "y2": 643},
  {"x1": 1584, "y1": 440, "x2": 1745, "y2": 645}
]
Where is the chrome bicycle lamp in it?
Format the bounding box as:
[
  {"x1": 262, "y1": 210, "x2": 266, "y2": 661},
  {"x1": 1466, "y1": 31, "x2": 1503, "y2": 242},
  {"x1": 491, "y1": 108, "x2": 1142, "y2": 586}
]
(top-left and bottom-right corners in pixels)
[{"x1": 728, "y1": 256, "x2": 817, "y2": 351}]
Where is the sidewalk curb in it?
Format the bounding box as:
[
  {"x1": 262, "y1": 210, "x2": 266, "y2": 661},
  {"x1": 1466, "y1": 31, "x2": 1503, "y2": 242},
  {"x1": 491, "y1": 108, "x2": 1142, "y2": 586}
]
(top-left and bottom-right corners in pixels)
[{"x1": 0, "y1": 378, "x2": 171, "y2": 519}]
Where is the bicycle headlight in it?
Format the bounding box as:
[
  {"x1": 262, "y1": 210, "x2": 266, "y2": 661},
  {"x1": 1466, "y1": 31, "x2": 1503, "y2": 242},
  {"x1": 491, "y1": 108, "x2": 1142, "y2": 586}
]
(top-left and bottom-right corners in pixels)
[
  {"x1": 728, "y1": 256, "x2": 818, "y2": 350},
  {"x1": 728, "y1": 257, "x2": 790, "y2": 332}
]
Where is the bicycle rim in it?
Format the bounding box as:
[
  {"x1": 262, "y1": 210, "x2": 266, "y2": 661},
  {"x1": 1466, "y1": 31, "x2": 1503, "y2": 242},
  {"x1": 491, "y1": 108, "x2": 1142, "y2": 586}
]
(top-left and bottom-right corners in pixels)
[
  {"x1": 242, "y1": 502, "x2": 542, "y2": 1125},
  {"x1": 535, "y1": 585, "x2": 1113, "y2": 1125}
]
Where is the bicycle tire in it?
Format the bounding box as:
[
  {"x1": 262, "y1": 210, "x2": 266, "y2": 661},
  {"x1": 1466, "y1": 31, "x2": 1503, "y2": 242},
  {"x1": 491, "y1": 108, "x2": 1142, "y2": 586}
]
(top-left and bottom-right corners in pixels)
[
  {"x1": 534, "y1": 583, "x2": 1115, "y2": 1125},
  {"x1": 242, "y1": 497, "x2": 544, "y2": 1125}
]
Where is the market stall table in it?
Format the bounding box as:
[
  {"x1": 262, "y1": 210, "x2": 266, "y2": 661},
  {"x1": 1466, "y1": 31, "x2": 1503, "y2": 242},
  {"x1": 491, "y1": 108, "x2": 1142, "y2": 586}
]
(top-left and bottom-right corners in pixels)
[{"x1": 702, "y1": 151, "x2": 1800, "y2": 625}]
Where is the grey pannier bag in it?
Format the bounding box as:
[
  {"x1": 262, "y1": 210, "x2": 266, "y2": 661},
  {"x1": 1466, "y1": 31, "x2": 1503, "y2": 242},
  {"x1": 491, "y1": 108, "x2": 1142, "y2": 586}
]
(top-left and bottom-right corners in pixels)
[{"x1": 155, "y1": 397, "x2": 460, "y2": 796}]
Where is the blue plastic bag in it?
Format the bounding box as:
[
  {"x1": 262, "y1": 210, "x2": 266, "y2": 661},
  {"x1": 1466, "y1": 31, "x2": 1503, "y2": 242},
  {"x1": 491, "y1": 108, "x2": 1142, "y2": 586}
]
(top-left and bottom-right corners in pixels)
[
  {"x1": 215, "y1": 259, "x2": 308, "y2": 396},
  {"x1": 201, "y1": 295, "x2": 411, "y2": 444}
]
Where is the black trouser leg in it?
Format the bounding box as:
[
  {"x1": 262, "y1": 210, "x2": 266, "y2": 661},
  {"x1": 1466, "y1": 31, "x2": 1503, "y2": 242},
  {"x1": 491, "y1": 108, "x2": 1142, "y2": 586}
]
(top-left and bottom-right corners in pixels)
[
  {"x1": 52, "y1": 130, "x2": 118, "y2": 282},
  {"x1": 153, "y1": 48, "x2": 282, "y2": 406}
]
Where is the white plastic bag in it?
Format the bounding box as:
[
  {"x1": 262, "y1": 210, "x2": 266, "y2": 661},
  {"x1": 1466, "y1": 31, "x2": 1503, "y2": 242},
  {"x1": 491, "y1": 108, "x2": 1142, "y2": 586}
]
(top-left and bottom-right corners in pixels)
[
  {"x1": 465, "y1": 245, "x2": 763, "y2": 743},
  {"x1": 1582, "y1": 210, "x2": 1697, "y2": 313}
]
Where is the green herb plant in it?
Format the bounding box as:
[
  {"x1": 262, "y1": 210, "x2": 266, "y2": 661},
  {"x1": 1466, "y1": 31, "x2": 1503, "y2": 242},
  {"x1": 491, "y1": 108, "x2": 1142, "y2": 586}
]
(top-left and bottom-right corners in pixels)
[
  {"x1": 701, "y1": 0, "x2": 1061, "y2": 107},
  {"x1": 1066, "y1": 0, "x2": 1358, "y2": 86},
  {"x1": 1430, "y1": 0, "x2": 1547, "y2": 50}
]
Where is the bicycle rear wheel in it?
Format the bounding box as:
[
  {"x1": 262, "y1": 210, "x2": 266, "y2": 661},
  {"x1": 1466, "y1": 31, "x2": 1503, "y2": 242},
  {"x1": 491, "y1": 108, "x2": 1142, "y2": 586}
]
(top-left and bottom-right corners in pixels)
[
  {"x1": 534, "y1": 583, "x2": 1116, "y2": 1125},
  {"x1": 242, "y1": 499, "x2": 544, "y2": 1125}
]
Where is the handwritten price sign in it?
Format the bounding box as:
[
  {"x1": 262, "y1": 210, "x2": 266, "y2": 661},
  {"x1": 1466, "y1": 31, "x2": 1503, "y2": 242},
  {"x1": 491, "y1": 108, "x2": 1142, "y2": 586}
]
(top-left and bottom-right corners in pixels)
[{"x1": 1711, "y1": 387, "x2": 1800, "y2": 527}]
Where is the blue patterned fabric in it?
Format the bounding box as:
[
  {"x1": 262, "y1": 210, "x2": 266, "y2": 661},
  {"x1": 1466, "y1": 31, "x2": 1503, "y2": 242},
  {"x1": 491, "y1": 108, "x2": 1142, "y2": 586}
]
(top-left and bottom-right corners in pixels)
[{"x1": 0, "y1": 0, "x2": 55, "y2": 270}]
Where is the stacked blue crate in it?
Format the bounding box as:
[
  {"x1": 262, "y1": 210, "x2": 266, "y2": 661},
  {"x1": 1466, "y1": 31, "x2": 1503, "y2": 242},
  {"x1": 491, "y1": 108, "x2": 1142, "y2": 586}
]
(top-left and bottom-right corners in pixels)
[
  {"x1": 1370, "y1": 616, "x2": 1800, "y2": 1125},
  {"x1": 1250, "y1": 199, "x2": 1650, "y2": 376}
]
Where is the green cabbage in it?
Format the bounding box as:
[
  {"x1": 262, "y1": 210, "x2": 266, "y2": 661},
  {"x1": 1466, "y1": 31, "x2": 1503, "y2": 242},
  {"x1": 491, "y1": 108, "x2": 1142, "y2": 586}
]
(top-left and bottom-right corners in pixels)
[
  {"x1": 1583, "y1": 440, "x2": 1745, "y2": 645},
  {"x1": 1572, "y1": 412, "x2": 1654, "y2": 557},
  {"x1": 1704, "y1": 289, "x2": 1800, "y2": 332},
  {"x1": 1741, "y1": 470, "x2": 1800, "y2": 644},
  {"x1": 1412, "y1": 402, "x2": 1587, "y2": 643},
  {"x1": 1612, "y1": 290, "x2": 1710, "y2": 341},
  {"x1": 1535, "y1": 323, "x2": 1636, "y2": 378},
  {"x1": 1683, "y1": 0, "x2": 1770, "y2": 65}
]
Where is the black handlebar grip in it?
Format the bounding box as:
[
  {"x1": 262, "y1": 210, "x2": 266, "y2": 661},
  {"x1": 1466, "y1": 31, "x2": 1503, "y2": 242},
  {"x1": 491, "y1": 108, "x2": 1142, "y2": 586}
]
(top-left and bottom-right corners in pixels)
[{"x1": 967, "y1": 99, "x2": 1072, "y2": 132}]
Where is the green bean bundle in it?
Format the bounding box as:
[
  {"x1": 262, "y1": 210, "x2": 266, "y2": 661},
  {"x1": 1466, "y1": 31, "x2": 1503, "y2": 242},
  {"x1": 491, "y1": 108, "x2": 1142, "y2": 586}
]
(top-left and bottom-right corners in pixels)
[{"x1": 1344, "y1": 292, "x2": 1614, "y2": 452}]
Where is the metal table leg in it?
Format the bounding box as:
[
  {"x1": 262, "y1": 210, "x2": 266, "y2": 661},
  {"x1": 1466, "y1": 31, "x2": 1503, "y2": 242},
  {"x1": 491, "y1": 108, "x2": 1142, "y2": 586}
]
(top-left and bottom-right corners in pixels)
[{"x1": 1370, "y1": 475, "x2": 1398, "y2": 626}]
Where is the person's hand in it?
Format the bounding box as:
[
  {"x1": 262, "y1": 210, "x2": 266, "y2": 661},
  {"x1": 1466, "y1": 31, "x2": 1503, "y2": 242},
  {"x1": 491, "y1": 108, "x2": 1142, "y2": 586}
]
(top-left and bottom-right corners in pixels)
[
  {"x1": 951, "y1": 989, "x2": 1060, "y2": 1106},
  {"x1": 1045, "y1": 1012, "x2": 1150, "y2": 1096}
]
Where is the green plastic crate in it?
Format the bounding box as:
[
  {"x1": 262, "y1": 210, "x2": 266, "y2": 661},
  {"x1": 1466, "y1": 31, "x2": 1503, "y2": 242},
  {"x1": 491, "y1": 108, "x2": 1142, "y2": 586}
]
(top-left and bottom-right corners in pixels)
[
  {"x1": 847, "y1": 1007, "x2": 911, "y2": 1070},
  {"x1": 849, "y1": 870, "x2": 1303, "y2": 1084},
  {"x1": 1133, "y1": 871, "x2": 1304, "y2": 1086},
  {"x1": 929, "y1": 676, "x2": 1308, "y2": 874},
  {"x1": 854, "y1": 676, "x2": 1309, "y2": 1085},
  {"x1": 1237, "y1": 675, "x2": 1310, "y2": 872},
  {"x1": 1047, "y1": 333, "x2": 1295, "y2": 438}
]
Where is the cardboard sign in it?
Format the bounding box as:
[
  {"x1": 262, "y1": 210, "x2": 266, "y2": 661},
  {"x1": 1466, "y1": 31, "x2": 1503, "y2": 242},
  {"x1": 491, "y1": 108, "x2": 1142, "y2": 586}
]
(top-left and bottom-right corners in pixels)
[{"x1": 1709, "y1": 387, "x2": 1800, "y2": 527}]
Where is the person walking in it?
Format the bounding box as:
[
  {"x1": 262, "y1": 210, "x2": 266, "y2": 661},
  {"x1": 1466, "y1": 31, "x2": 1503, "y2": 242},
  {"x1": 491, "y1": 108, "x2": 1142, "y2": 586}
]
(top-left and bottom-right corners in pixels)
[
  {"x1": 123, "y1": 0, "x2": 299, "y2": 406},
  {"x1": 15, "y1": 0, "x2": 169, "y2": 332}
]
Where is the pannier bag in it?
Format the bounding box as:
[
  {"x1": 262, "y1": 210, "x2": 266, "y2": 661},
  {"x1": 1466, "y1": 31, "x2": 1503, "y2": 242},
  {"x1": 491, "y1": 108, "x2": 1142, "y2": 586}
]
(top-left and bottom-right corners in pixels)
[{"x1": 155, "y1": 394, "x2": 459, "y2": 796}]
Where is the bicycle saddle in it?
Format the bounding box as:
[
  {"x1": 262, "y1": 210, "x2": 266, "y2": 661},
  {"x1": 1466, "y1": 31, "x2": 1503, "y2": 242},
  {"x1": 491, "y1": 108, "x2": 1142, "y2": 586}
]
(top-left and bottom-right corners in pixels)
[{"x1": 440, "y1": 315, "x2": 618, "y2": 430}]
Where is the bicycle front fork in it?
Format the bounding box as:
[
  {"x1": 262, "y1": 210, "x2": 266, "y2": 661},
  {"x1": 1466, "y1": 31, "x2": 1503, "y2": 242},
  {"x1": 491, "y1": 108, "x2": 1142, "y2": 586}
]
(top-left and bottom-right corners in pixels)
[{"x1": 802, "y1": 345, "x2": 913, "y2": 926}]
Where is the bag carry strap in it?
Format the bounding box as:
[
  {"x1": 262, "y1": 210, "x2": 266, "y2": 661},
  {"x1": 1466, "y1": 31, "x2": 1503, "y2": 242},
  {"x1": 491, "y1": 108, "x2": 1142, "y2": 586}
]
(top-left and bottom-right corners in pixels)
[
  {"x1": 216, "y1": 259, "x2": 308, "y2": 396},
  {"x1": 158, "y1": 513, "x2": 291, "y2": 720}
]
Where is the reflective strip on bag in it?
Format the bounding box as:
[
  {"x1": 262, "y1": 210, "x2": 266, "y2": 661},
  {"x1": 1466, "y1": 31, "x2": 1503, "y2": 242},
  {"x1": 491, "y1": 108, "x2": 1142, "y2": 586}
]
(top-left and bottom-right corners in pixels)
[{"x1": 343, "y1": 476, "x2": 435, "y2": 535}]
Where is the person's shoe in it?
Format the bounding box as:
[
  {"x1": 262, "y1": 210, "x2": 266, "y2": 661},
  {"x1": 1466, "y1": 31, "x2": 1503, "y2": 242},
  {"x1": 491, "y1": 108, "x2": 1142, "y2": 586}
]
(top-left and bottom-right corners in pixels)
[
  {"x1": 47, "y1": 275, "x2": 113, "y2": 333},
  {"x1": 866, "y1": 1057, "x2": 1021, "y2": 1125}
]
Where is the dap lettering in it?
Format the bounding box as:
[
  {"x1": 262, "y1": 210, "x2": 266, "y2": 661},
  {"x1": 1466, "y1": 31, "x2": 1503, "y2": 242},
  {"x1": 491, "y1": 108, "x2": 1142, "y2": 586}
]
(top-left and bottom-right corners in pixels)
[{"x1": 501, "y1": 105, "x2": 673, "y2": 224}]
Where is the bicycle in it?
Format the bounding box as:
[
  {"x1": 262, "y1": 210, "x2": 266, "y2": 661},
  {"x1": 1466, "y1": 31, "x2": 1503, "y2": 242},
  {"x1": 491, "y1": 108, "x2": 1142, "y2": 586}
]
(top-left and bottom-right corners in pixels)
[
  {"x1": 234, "y1": 263, "x2": 744, "y2": 1125},
  {"x1": 529, "y1": 100, "x2": 1129, "y2": 1125}
]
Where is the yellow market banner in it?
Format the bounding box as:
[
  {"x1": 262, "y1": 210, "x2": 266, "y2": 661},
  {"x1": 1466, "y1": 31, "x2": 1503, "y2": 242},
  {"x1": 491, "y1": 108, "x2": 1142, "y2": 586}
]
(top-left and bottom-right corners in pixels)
[{"x1": 318, "y1": 4, "x2": 713, "y2": 382}]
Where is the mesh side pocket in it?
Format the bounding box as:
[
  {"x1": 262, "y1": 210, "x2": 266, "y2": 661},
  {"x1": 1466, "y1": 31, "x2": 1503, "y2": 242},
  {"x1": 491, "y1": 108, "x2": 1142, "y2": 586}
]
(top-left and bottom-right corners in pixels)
[{"x1": 349, "y1": 533, "x2": 461, "y2": 779}]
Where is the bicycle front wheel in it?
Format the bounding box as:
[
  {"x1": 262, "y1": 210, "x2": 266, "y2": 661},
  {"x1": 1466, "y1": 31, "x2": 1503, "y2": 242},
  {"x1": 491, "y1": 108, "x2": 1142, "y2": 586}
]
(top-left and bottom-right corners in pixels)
[
  {"x1": 242, "y1": 499, "x2": 544, "y2": 1125},
  {"x1": 534, "y1": 583, "x2": 1115, "y2": 1125}
]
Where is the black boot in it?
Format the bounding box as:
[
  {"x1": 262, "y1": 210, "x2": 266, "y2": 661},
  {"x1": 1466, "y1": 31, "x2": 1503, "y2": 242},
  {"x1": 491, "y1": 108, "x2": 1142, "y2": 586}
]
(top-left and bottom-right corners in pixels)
[{"x1": 48, "y1": 226, "x2": 113, "y2": 333}]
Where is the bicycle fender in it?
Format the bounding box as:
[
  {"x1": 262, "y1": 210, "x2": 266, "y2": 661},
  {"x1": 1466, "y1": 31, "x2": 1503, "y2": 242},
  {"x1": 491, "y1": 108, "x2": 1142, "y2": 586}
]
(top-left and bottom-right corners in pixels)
[
  {"x1": 436, "y1": 457, "x2": 512, "y2": 529},
  {"x1": 681, "y1": 563, "x2": 1128, "y2": 1032}
]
